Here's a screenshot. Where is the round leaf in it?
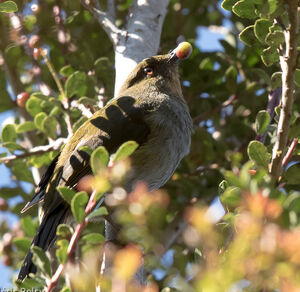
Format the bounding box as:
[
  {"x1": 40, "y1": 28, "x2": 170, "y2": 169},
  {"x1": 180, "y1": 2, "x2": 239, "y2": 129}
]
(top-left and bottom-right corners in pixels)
[
  {"x1": 0, "y1": 1, "x2": 18, "y2": 13},
  {"x1": 255, "y1": 110, "x2": 270, "y2": 135},
  {"x1": 112, "y1": 141, "x2": 139, "y2": 162},
  {"x1": 247, "y1": 140, "x2": 271, "y2": 168},
  {"x1": 91, "y1": 146, "x2": 109, "y2": 174},
  {"x1": 1, "y1": 124, "x2": 17, "y2": 142},
  {"x1": 71, "y1": 191, "x2": 89, "y2": 223}
]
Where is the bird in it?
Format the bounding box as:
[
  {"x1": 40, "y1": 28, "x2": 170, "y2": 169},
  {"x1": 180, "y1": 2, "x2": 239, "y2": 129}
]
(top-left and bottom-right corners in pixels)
[{"x1": 17, "y1": 41, "x2": 193, "y2": 281}]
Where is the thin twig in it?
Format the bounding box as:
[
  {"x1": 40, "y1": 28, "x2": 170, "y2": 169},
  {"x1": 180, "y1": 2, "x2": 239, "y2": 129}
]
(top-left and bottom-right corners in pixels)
[
  {"x1": 270, "y1": 0, "x2": 299, "y2": 179},
  {"x1": 193, "y1": 94, "x2": 236, "y2": 125},
  {"x1": 40, "y1": 49, "x2": 74, "y2": 135},
  {"x1": 70, "y1": 100, "x2": 93, "y2": 118},
  {"x1": 46, "y1": 189, "x2": 99, "y2": 291},
  {"x1": 256, "y1": 88, "x2": 281, "y2": 143},
  {"x1": 0, "y1": 138, "x2": 67, "y2": 164},
  {"x1": 42, "y1": 50, "x2": 66, "y2": 100},
  {"x1": 282, "y1": 138, "x2": 298, "y2": 168},
  {"x1": 80, "y1": 0, "x2": 121, "y2": 46}
]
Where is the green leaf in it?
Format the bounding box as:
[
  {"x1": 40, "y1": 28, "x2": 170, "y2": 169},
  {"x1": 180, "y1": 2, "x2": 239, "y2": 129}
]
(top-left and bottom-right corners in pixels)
[
  {"x1": 29, "y1": 152, "x2": 53, "y2": 168},
  {"x1": 16, "y1": 121, "x2": 36, "y2": 133},
  {"x1": 112, "y1": 141, "x2": 139, "y2": 162},
  {"x1": 78, "y1": 145, "x2": 93, "y2": 156},
  {"x1": 0, "y1": 187, "x2": 26, "y2": 199},
  {"x1": 56, "y1": 239, "x2": 69, "y2": 264},
  {"x1": 13, "y1": 237, "x2": 31, "y2": 253},
  {"x1": 57, "y1": 224, "x2": 73, "y2": 239},
  {"x1": 78, "y1": 96, "x2": 98, "y2": 106},
  {"x1": 283, "y1": 163, "x2": 300, "y2": 185},
  {"x1": 59, "y1": 65, "x2": 75, "y2": 77},
  {"x1": 254, "y1": 19, "x2": 272, "y2": 43},
  {"x1": 255, "y1": 110, "x2": 270, "y2": 135},
  {"x1": 294, "y1": 69, "x2": 300, "y2": 87},
  {"x1": 261, "y1": 46, "x2": 279, "y2": 67},
  {"x1": 86, "y1": 207, "x2": 108, "y2": 221},
  {"x1": 225, "y1": 65, "x2": 237, "y2": 93},
  {"x1": 271, "y1": 72, "x2": 282, "y2": 89},
  {"x1": 220, "y1": 186, "x2": 242, "y2": 207},
  {"x1": 80, "y1": 233, "x2": 105, "y2": 245},
  {"x1": 42, "y1": 116, "x2": 57, "y2": 139},
  {"x1": 221, "y1": 0, "x2": 238, "y2": 11},
  {"x1": 284, "y1": 193, "x2": 300, "y2": 212},
  {"x1": 248, "y1": 68, "x2": 271, "y2": 85},
  {"x1": 60, "y1": 287, "x2": 72, "y2": 292},
  {"x1": 1, "y1": 124, "x2": 16, "y2": 142},
  {"x1": 232, "y1": 0, "x2": 256, "y2": 19},
  {"x1": 7, "y1": 159, "x2": 34, "y2": 182},
  {"x1": 91, "y1": 146, "x2": 109, "y2": 174},
  {"x1": 65, "y1": 71, "x2": 87, "y2": 98},
  {"x1": 265, "y1": 31, "x2": 285, "y2": 47},
  {"x1": 0, "y1": 1, "x2": 18, "y2": 13},
  {"x1": 34, "y1": 112, "x2": 47, "y2": 130},
  {"x1": 247, "y1": 140, "x2": 271, "y2": 168},
  {"x1": 71, "y1": 191, "x2": 89, "y2": 223},
  {"x1": 21, "y1": 216, "x2": 37, "y2": 237},
  {"x1": 31, "y1": 246, "x2": 51, "y2": 278},
  {"x1": 199, "y1": 57, "x2": 214, "y2": 70},
  {"x1": 223, "y1": 170, "x2": 242, "y2": 187},
  {"x1": 15, "y1": 277, "x2": 44, "y2": 290},
  {"x1": 26, "y1": 96, "x2": 43, "y2": 116},
  {"x1": 57, "y1": 186, "x2": 76, "y2": 205},
  {"x1": 2, "y1": 141, "x2": 25, "y2": 152},
  {"x1": 239, "y1": 25, "x2": 258, "y2": 47}
]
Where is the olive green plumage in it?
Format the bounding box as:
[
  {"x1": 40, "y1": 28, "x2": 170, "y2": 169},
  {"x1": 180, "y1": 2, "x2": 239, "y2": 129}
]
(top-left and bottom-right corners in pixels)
[{"x1": 18, "y1": 51, "x2": 192, "y2": 280}]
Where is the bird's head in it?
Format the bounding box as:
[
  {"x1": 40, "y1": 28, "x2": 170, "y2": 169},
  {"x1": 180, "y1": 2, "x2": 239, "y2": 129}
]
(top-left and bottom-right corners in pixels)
[{"x1": 118, "y1": 42, "x2": 192, "y2": 98}]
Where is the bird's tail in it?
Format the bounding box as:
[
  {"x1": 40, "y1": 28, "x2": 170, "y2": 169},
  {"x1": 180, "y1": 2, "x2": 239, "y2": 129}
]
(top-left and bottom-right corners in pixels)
[{"x1": 18, "y1": 204, "x2": 68, "y2": 281}]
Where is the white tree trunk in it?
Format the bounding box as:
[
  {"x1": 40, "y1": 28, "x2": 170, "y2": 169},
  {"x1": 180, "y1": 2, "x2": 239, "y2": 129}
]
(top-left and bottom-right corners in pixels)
[{"x1": 114, "y1": 0, "x2": 170, "y2": 94}]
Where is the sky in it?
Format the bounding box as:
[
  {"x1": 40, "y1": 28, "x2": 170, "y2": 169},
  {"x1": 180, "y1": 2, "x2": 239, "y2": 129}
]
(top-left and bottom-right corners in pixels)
[{"x1": 0, "y1": 2, "x2": 230, "y2": 288}]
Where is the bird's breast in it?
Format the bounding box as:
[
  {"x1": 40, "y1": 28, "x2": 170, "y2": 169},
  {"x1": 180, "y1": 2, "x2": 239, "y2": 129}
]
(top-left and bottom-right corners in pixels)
[{"x1": 126, "y1": 96, "x2": 192, "y2": 191}]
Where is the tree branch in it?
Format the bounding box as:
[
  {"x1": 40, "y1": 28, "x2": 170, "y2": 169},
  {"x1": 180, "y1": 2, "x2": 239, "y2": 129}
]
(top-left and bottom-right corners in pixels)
[
  {"x1": 193, "y1": 94, "x2": 236, "y2": 125},
  {"x1": 106, "y1": 0, "x2": 116, "y2": 20},
  {"x1": 80, "y1": 0, "x2": 121, "y2": 47},
  {"x1": 46, "y1": 189, "x2": 99, "y2": 291},
  {"x1": 70, "y1": 100, "x2": 93, "y2": 118},
  {"x1": 282, "y1": 138, "x2": 298, "y2": 168},
  {"x1": 0, "y1": 138, "x2": 67, "y2": 164},
  {"x1": 270, "y1": 0, "x2": 299, "y2": 179}
]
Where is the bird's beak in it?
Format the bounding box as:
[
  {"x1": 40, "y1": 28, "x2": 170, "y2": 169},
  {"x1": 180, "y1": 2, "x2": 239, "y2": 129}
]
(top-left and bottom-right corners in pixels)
[
  {"x1": 168, "y1": 42, "x2": 193, "y2": 64},
  {"x1": 168, "y1": 49, "x2": 180, "y2": 64}
]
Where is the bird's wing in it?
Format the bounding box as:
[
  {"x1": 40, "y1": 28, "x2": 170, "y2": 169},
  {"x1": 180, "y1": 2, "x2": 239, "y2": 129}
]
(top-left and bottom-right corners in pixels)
[
  {"x1": 41, "y1": 96, "x2": 150, "y2": 213},
  {"x1": 21, "y1": 154, "x2": 60, "y2": 213},
  {"x1": 59, "y1": 95, "x2": 151, "y2": 185}
]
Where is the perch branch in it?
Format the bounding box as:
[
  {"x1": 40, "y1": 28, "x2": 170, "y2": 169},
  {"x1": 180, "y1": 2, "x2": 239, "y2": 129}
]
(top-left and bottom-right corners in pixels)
[
  {"x1": 0, "y1": 138, "x2": 67, "y2": 164},
  {"x1": 270, "y1": 0, "x2": 299, "y2": 179}
]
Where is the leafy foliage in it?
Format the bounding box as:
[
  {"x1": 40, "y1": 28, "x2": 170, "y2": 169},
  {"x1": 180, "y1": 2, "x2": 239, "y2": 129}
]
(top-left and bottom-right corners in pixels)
[{"x1": 0, "y1": 0, "x2": 300, "y2": 291}]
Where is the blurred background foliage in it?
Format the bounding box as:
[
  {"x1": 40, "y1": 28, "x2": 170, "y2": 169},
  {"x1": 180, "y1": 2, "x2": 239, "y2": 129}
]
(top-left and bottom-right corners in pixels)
[{"x1": 0, "y1": 0, "x2": 300, "y2": 291}]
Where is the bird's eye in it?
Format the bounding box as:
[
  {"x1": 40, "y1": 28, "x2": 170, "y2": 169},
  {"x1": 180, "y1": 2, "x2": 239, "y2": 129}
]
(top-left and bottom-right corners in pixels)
[{"x1": 144, "y1": 67, "x2": 154, "y2": 77}]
